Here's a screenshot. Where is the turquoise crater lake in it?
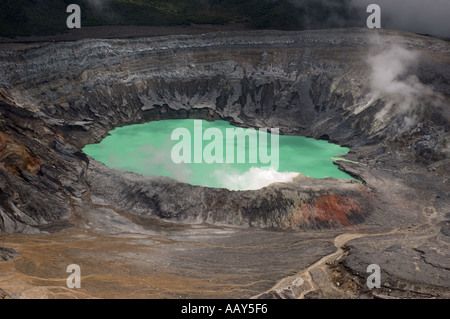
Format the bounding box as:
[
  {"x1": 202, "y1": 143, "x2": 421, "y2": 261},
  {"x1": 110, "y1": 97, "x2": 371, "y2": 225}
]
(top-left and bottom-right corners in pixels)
[{"x1": 83, "y1": 119, "x2": 353, "y2": 190}]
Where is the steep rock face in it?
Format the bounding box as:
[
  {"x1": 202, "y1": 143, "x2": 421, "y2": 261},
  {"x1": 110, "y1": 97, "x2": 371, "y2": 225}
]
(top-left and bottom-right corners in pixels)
[
  {"x1": 88, "y1": 161, "x2": 370, "y2": 230},
  {"x1": 0, "y1": 28, "x2": 448, "y2": 233}
]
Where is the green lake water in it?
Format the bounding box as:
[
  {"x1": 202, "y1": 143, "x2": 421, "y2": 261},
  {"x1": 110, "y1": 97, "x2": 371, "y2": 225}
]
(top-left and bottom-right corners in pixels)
[{"x1": 83, "y1": 119, "x2": 353, "y2": 190}]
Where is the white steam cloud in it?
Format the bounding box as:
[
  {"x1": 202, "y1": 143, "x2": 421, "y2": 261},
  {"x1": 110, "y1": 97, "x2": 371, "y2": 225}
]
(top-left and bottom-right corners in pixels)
[
  {"x1": 214, "y1": 167, "x2": 299, "y2": 191},
  {"x1": 107, "y1": 143, "x2": 193, "y2": 183},
  {"x1": 364, "y1": 40, "x2": 444, "y2": 127},
  {"x1": 138, "y1": 144, "x2": 193, "y2": 183}
]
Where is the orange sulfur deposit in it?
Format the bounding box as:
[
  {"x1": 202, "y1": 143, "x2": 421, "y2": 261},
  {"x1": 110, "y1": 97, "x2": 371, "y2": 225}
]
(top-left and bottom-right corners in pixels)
[{"x1": 287, "y1": 194, "x2": 362, "y2": 229}]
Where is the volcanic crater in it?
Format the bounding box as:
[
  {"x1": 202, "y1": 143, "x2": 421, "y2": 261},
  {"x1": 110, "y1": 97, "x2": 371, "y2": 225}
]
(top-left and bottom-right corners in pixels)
[{"x1": 0, "y1": 28, "x2": 449, "y2": 299}]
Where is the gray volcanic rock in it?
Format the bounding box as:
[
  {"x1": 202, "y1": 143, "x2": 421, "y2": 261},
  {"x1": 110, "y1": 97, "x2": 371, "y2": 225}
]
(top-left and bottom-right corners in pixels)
[
  {"x1": 342, "y1": 231, "x2": 450, "y2": 298},
  {"x1": 0, "y1": 247, "x2": 17, "y2": 262},
  {"x1": 0, "y1": 28, "x2": 449, "y2": 298},
  {"x1": 88, "y1": 160, "x2": 370, "y2": 229}
]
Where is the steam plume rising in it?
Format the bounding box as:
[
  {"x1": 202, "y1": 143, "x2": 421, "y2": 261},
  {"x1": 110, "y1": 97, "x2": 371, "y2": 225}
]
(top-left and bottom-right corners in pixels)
[{"x1": 365, "y1": 39, "x2": 444, "y2": 128}]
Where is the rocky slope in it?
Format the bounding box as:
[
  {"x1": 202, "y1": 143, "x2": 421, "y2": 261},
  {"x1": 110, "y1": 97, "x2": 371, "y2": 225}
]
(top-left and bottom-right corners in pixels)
[{"x1": 0, "y1": 28, "x2": 449, "y2": 298}]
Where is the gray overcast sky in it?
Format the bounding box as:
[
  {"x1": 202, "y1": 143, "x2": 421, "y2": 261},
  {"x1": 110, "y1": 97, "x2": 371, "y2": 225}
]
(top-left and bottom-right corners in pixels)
[
  {"x1": 78, "y1": 0, "x2": 450, "y2": 39},
  {"x1": 352, "y1": 0, "x2": 450, "y2": 38}
]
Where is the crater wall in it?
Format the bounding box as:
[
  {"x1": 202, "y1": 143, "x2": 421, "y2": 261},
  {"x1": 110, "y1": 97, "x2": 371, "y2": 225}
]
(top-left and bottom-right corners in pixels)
[{"x1": 0, "y1": 29, "x2": 449, "y2": 233}]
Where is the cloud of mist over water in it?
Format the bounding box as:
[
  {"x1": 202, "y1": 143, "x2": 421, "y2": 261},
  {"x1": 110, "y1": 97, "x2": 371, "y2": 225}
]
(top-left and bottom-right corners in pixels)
[
  {"x1": 214, "y1": 167, "x2": 299, "y2": 191},
  {"x1": 136, "y1": 145, "x2": 299, "y2": 190},
  {"x1": 132, "y1": 143, "x2": 193, "y2": 183},
  {"x1": 365, "y1": 39, "x2": 444, "y2": 126}
]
